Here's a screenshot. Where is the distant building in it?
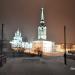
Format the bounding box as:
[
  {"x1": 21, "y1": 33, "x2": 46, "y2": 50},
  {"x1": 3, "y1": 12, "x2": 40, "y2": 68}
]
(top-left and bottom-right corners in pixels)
[
  {"x1": 10, "y1": 28, "x2": 32, "y2": 51},
  {"x1": 10, "y1": 28, "x2": 25, "y2": 48}
]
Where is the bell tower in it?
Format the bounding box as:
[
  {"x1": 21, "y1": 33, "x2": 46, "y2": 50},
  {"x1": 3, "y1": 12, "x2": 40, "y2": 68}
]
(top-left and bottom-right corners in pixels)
[{"x1": 38, "y1": 8, "x2": 47, "y2": 40}]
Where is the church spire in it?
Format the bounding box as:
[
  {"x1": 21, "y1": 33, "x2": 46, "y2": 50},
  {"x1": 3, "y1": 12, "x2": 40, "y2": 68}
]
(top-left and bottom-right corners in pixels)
[
  {"x1": 40, "y1": 8, "x2": 45, "y2": 24},
  {"x1": 41, "y1": 8, "x2": 44, "y2": 21},
  {"x1": 38, "y1": 8, "x2": 47, "y2": 40}
]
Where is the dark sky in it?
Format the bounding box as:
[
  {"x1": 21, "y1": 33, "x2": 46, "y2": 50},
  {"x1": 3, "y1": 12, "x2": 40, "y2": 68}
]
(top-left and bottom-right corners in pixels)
[{"x1": 0, "y1": 0, "x2": 75, "y2": 44}]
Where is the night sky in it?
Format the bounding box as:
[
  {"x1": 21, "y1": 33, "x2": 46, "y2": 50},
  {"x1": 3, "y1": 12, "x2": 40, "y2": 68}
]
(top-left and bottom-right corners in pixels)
[{"x1": 0, "y1": 0, "x2": 75, "y2": 44}]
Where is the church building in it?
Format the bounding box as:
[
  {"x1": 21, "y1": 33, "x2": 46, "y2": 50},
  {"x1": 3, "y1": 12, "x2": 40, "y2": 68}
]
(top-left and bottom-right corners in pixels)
[{"x1": 32, "y1": 8, "x2": 55, "y2": 55}]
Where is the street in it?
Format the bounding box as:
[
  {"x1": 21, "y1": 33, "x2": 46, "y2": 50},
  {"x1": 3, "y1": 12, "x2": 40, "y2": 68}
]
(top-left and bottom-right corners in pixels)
[{"x1": 0, "y1": 56, "x2": 75, "y2": 75}]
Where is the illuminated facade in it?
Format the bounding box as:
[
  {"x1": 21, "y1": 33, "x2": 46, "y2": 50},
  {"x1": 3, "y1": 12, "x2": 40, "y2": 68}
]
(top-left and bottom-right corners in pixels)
[
  {"x1": 32, "y1": 41, "x2": 55, "y2": 53},
  {"x1": 10, "y1": 29, "x2": 23, "y2": 48},
  {"x1": 10, "y1": 28, "x2": 33, "y2": 51}
]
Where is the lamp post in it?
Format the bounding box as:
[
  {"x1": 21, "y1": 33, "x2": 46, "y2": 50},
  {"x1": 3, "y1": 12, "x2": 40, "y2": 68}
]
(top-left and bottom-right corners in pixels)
[
  {"x1": 0, "y1": 24, "x2": 4, "y2": 66},
  {"x1": 0, "y1": 24, "x2": 4, "y2": 55},
  {"x1": 64, "y1": 25, "x2": 67, "y2": 65}
]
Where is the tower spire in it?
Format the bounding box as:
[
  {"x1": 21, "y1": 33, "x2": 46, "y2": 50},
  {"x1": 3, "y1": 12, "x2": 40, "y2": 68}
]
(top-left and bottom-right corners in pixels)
[
  {"x1": 40, "y1": 8, "x2": 45, "y2": 24},
  {"x1": 41, "y1": 8, "x2": 44, "y2": 20}
]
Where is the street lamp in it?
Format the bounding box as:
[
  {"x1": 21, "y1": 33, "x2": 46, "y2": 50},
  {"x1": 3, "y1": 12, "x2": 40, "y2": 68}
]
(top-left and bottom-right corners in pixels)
[{"x1": 64, "y1": 25, "x2": 67, "y2": 65}]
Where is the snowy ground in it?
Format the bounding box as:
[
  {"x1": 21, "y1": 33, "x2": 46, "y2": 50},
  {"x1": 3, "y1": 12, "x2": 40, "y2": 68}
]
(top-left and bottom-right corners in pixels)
[{"x1": 0, "y1": 56, "x2": 75, "y2": 75}]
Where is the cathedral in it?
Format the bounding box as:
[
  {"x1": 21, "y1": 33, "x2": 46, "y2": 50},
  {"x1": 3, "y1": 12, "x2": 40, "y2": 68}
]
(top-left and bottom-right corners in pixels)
[
  {"x1": 10, "y1": 28, "x2": 32, "y2": 51},
  {"x1": 10, "y1": 28, "x2": 25, "y2": 51}
]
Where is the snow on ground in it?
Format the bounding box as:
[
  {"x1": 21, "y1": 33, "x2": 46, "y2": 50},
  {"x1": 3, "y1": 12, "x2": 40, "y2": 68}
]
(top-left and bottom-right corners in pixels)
[{"x1": 0, "y1": 56, "x2": 75, "y2": 75}]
